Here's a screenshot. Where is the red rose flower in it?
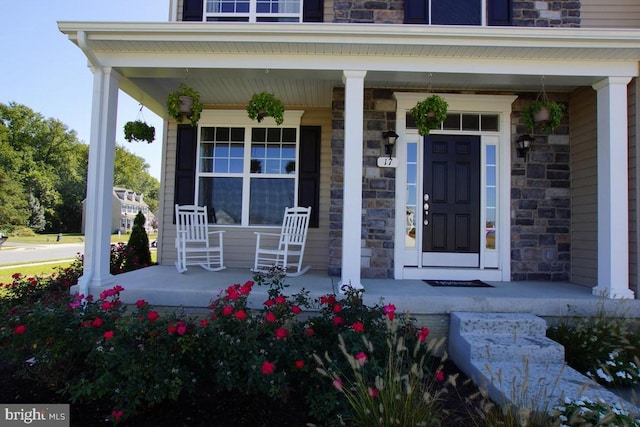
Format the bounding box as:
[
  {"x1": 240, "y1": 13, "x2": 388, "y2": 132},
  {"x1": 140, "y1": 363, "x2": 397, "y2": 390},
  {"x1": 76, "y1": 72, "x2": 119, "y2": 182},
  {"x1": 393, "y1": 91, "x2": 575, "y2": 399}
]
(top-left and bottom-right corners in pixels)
[
  {"x1": 222, "y1": 306, "x2": 233, "y2": 316},
  {"x1": 234, "y1": 310, "x2": 247, "y2": 320},
  {"x1": 275, "y1": 296, "x2": 287, "y2": 304},
  {"x1": 333, "y1": 316, "x2": 344, "y2": 326},
  {"x1": 200, "y1": 319, "x2": 209, "y2": 327},
  {"x1": 295, "y1": 360, "x2": 305, "y2": 369},
  {"x1": 14, "y1": 325, "x2": 26, "y2": 335},
  {"x1": 135, "y1": 299, "x2": 147, "y2": 308},
  {"x1": 291, "y1": 305, "x2": 302, "y2": 315},
  {"x1": 167, "y1": 324, "x2": 177, "y2": 334},
  {"x1": 275, "y1": 328, "x2": 288, "y2": 339},
  {"x1": 436, "y1": 369, "x2": 445, "y2": 382},
  {"x1": 352, "y1": 321, "x2": 365, "y2": 332},
  {"x1": 261, "y1": 361, "x2": 275, "y2": 374},
  {"x1": 332, "y1": 304, "x2": 342, "y2": 313},
  {"x1": 147, "y1": 311, "x2": 159, "y2": 322},
  {"x1": 368, "y1": 387, "x2": 378, "y2": 399},
  {"x1": 355, "y1": 351, "x2": 368, "y2": 365},
  {"x1": 265, "y1": 312, "x2": 276, "y2": 323},
  {"x1": 91, "y1": 317, "x2": 104, "y2": 327},
  {"x1": 111, "y1": 410, "x2": 124, "y2": 421},
  {"x1": 305, "y1": 327, "x2": 315, "y2": 337},
  {"x1": 103, "y1": 330, "x2": 114, "y2": 340},
  {"x1": 264, "y1": 299, "x2": 275, "y2": 307},
  {"x1": 176, "y1": 321, "x2": 187, "y2": 336},
  {"x1": 418, "y1": 327, "x2": 429, "y2": 342},
  {"x1": 383, "y1": 304, "x2": 396, "y2": 321}
]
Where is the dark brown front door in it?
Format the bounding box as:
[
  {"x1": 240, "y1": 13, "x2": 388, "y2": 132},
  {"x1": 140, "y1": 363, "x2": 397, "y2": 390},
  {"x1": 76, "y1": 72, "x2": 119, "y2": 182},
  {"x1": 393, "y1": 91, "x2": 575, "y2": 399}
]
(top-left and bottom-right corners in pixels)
[{"x1": 422, "y1": 135, "x2": 480, "y2": 267}]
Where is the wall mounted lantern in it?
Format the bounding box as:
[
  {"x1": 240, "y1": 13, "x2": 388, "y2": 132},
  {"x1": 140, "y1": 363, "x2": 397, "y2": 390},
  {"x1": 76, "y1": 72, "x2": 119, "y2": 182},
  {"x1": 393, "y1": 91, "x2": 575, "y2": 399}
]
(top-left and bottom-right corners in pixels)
[
  {"x1": 515, "y1": 134, "x2": 535, "y2": 160},
  {"x1": 382, "y1": 130, "x2": 399, "y2": 158}
]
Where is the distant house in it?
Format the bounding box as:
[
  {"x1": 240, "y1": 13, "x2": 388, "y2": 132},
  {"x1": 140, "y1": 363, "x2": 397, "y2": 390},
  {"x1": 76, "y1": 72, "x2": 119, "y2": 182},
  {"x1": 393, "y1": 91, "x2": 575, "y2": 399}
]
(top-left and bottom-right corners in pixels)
[{"x1": 82, "y1": 188, "x2": 155, "y2": 234}]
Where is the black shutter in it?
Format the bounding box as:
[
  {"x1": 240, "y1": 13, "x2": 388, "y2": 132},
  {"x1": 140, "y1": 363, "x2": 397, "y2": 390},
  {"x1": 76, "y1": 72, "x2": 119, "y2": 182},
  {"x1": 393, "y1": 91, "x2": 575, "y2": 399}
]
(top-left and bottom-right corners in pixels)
[
  {"x1": 303, "y1": 0, "x2": 324, "y2": 22},
  {"x1": 182, "y1": 0, "x2": 204, "y2": 21},
  {"x1": 404, "y1": 0, "x2": 428, "y2": 24},
  {"x1": 174, "y1": 125, "x2": 198, "y2": 222},
  {"x1": 487, "y1": 0, "x2": 511, "y2": 26},
  {"x1": 298, "y1": 126, "x2": 321, "y2": 228}
]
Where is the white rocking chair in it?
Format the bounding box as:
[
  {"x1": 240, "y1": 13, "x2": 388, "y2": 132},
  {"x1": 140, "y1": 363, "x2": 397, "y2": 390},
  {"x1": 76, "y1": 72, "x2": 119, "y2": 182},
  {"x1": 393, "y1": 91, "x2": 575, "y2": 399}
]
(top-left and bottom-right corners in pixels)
[
  {"x1": 175, "y1": 204, "x2": 225, "y2": 273},
  {"x1": 254, "y1": 206, "x2": 312, "y2": 276}
]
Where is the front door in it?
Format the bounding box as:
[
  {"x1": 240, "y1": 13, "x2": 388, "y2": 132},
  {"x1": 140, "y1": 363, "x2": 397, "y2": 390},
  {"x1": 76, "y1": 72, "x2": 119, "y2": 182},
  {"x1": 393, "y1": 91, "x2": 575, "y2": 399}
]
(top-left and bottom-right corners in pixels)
[{"x1": 422, "y1": 135, "x2": 480, "y2": 267}]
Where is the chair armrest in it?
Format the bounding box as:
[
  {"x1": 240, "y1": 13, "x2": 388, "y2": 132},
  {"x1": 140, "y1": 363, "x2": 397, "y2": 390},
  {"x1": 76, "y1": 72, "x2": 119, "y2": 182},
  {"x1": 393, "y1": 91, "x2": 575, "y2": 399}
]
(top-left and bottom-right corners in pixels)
[
  {"x1": 254, "y1": 232, "x2": 280, "y2": 238},
  {"x1": 208, "y1": 230, "x2": 226, "y2": 236}
]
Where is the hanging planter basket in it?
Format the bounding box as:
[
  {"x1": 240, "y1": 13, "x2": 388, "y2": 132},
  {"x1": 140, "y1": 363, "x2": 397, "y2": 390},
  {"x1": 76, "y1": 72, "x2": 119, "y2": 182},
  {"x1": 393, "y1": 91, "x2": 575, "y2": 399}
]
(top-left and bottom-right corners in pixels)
[
  {"x1": 124, "y1": 120, "x2": 156, "y2": 143},
  {"x1": 167, "y1": 83, "x2": 203, "y2": 127},
  {"x1": 247, "y1": 92, "x2": 285, "y2": 125},
  {"x1": 410, "y1": 95, "x2": 448, "y2": 136},
  {"x1": 523, "y1": 77, "x2": 565, "y2": 133}
]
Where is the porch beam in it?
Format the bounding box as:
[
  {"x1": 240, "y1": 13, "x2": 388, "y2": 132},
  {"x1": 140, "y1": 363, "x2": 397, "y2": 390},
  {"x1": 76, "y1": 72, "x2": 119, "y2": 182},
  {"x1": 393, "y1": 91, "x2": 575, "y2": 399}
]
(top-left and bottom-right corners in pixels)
[
  {"x1": 340, "y1": 70, "x2": 366, "y2": 291},
  {"x1": 77, "y1": 66, "x2": 121, "y2": 297},
  {"x1": 592, "y1": 76, "x2": 635, "y2": 299}
]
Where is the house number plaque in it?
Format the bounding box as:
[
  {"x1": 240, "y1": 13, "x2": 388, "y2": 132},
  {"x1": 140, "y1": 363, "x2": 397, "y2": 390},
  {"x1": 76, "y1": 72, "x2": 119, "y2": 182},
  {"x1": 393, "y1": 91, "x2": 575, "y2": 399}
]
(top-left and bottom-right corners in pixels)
[{"x1": 377, "y1": 157, "x2": 398, "y2": 168}]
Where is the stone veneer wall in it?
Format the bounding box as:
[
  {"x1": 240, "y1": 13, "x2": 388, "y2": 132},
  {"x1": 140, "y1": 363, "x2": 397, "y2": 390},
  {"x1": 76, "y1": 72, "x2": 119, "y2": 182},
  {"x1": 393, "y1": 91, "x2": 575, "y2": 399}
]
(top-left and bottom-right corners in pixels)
[
  {"x1": 511, "y1": 94, "x2": 571, "y2": 281},
  {"x1": 329, "y1": 88, "x2": 397, "y2": 278},
  {"x1": 327, "y1": 1, "x2": 579, "y2": 279},
  {"x1": 512, "y1": 1, "x2": 581, "y2": 27},
  {"x1": 332, "y1": 0, "x2": 581, "y2": 27}
]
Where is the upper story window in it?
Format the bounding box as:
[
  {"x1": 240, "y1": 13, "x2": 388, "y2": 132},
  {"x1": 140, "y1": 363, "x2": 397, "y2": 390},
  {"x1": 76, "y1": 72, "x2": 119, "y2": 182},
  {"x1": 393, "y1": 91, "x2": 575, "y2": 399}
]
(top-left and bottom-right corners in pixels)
[
  {"x1": 404, "y1": 0, "x2": 511, "y2": 26},
  {"x1": 205, "y1": 0, "x2": 302, "y2": 22}
]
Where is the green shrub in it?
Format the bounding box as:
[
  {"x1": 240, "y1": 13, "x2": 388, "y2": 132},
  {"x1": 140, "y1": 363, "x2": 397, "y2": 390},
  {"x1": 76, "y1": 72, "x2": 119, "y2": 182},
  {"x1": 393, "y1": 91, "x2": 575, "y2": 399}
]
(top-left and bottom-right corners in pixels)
[
  {"x1": 123, "y1": 211, "x2": 152, "y2": 271},
  {"x1": 547, "y1": 313, "x2": 640, "y2": 387}
]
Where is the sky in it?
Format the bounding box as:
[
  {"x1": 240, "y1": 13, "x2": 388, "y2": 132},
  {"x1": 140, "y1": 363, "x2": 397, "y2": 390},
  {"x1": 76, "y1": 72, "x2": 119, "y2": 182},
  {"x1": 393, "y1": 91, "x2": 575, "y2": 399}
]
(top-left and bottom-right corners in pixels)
[{"x1": 0, "y1": 0, "x2": 171, "y2": 180}]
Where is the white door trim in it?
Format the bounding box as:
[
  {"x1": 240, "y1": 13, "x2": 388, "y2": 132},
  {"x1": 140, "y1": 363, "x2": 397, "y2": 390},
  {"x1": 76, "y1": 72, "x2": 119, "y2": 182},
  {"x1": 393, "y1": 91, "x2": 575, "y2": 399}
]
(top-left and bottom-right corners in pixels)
[{"x1": 393, "y1": 93, "x2": 516, "y2": 281}]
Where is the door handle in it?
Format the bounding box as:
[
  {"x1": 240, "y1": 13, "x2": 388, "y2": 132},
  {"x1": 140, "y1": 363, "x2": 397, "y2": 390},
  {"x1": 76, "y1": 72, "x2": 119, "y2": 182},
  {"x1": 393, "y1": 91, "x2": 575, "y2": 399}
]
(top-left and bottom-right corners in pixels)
[{"x1": 423, "y1": 194, "x2": 429, "y2": 225}]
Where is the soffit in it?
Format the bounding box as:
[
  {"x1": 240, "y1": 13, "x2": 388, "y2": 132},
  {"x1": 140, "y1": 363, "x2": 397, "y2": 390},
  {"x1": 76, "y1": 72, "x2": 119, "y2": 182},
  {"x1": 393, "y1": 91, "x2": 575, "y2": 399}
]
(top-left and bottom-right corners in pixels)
[{"x1": 58, "y1": 22, "x2": 640, "y2": 117}]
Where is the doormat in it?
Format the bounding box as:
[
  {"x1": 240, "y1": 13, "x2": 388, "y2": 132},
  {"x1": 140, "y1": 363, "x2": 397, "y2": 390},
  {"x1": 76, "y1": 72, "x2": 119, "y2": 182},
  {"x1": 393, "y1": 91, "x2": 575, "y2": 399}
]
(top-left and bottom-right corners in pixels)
[{"x1": 424, "y1": 279, "x2": 493, "y2": 288}]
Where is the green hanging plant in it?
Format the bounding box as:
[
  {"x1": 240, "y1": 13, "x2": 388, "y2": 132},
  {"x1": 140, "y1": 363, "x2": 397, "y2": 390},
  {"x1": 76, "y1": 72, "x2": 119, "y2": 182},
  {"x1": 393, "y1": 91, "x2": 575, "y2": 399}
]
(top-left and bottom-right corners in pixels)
[
  {"x1": 167, "y1": 83, "x2": 203, "y2": 127},
  {"x1": 410, "y1": 95, "x2": 448, "y2": 136},
  {"x1": 247, "y1": 91, "x2": 285, "y2": 125},
  {"x1": 522, "y1": 100, "x2": 565, "y2": 133},
  {"x1": 123, "y1": 120, "x2": 156, "y2": 143}
]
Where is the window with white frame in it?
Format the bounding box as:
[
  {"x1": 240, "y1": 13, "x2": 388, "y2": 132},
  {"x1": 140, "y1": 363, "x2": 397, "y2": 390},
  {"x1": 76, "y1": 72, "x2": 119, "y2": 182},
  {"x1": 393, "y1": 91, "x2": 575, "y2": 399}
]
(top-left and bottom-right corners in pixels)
[
  {"x1": 197, "y1": 125, "x2": 298, "y2": 226},
  {"x1": 205, "y1": 0, "x2": 302, "y2": 22}
]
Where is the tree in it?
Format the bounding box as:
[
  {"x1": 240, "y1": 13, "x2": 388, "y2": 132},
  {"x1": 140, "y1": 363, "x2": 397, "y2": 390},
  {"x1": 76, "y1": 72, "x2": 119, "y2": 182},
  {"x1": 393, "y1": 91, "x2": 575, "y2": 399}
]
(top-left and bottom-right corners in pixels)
[
  {"x1": 0, "y1": 102, "x2": 87, "y2": 232},
  {"x1": 28, "y1": 193, "x2": 46, "y2": 232},
  {"x1": 0, "y1": 103, "x2": 160, "y2": 233}
]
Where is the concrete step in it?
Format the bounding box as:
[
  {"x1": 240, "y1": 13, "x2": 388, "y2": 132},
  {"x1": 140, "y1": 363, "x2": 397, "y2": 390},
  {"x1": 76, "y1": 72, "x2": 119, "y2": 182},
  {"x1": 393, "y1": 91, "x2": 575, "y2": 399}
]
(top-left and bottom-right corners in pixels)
[
  {"x1": 474, "y1": 361, "x2": 640, "y2": 414},
  {"x1": 448, "y1": 311, "x2": 640, "y2": 416},
  {"x1": 451, "y1": 312, "x2": 547, "y2": 336},
  {"x1": 456, "y1": 333, "x2": 565, "y2": 363}
]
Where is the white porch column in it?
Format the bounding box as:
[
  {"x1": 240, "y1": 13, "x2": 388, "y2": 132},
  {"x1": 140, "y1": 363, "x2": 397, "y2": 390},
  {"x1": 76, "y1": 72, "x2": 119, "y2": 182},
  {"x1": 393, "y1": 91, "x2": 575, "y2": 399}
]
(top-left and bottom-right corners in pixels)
[
  {"x1": 77, "y1": 67, "x2": 120, "y2": 297},
  {"x1": 592, "y1": 77, "x2": 635, "y2": 299},
  {"x1": 340, "y1": 70, "x2": 367, "y2": 291}
]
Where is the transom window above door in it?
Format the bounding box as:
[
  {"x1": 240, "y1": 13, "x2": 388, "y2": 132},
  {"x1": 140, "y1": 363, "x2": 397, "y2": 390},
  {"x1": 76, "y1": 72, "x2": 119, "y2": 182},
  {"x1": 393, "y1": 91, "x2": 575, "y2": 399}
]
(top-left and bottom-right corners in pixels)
[{"x1": 205, "y1": 0, "x2": 302, "y2": 22}]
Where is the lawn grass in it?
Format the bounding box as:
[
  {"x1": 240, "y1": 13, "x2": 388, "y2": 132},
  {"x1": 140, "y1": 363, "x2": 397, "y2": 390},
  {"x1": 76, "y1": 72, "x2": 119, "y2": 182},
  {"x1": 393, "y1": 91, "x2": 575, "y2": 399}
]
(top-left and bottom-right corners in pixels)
[{"x1": 3, "y1": 233, "x2": 155, "y2": 245}]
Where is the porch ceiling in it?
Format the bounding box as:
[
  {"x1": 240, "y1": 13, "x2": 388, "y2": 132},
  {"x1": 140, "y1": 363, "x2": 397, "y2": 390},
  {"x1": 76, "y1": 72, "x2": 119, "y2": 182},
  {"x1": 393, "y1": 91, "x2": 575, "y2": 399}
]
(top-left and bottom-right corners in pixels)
[{"x1": 58, "y1": 22, "x2": 640, "y2": 117}]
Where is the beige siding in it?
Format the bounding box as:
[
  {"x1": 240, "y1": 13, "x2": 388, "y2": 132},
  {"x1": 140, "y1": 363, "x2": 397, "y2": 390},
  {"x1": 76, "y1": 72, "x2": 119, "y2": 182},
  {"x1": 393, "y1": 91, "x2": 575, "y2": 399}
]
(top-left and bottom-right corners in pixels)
[
  {"x1": 581, "y1": 0, "x2": 640, "y2": 28},
  {"x1": 158, "y1": 108, "x2": 333, "y2": 273},
  {"x1": 569, "y1": 87, "x2": 598, "y2": 286}
]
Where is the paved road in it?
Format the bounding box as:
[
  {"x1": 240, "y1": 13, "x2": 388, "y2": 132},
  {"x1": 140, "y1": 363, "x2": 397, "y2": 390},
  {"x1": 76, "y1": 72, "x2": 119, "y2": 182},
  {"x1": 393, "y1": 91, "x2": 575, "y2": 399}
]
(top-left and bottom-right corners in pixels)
[{"x1": 0, "y1": 242, "x2": 85, "y2": 266}]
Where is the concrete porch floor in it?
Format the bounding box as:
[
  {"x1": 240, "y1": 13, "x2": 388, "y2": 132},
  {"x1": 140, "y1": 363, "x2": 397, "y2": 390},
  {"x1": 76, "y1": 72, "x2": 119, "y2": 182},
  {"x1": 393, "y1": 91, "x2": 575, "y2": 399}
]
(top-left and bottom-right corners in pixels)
[{"x1": 93, "y1": 265, "x2": 640, "y2": 319}]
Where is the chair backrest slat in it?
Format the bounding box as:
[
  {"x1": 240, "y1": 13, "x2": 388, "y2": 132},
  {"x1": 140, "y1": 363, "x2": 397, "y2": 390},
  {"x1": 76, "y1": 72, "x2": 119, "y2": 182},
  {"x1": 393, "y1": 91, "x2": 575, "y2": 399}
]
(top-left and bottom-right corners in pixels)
[
  {"x1": 279, "y1": 206, "x2": 311, "y2": 247},
  {"x1": 176, "y1": 204, "x2": 210, "y2": 243}
]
